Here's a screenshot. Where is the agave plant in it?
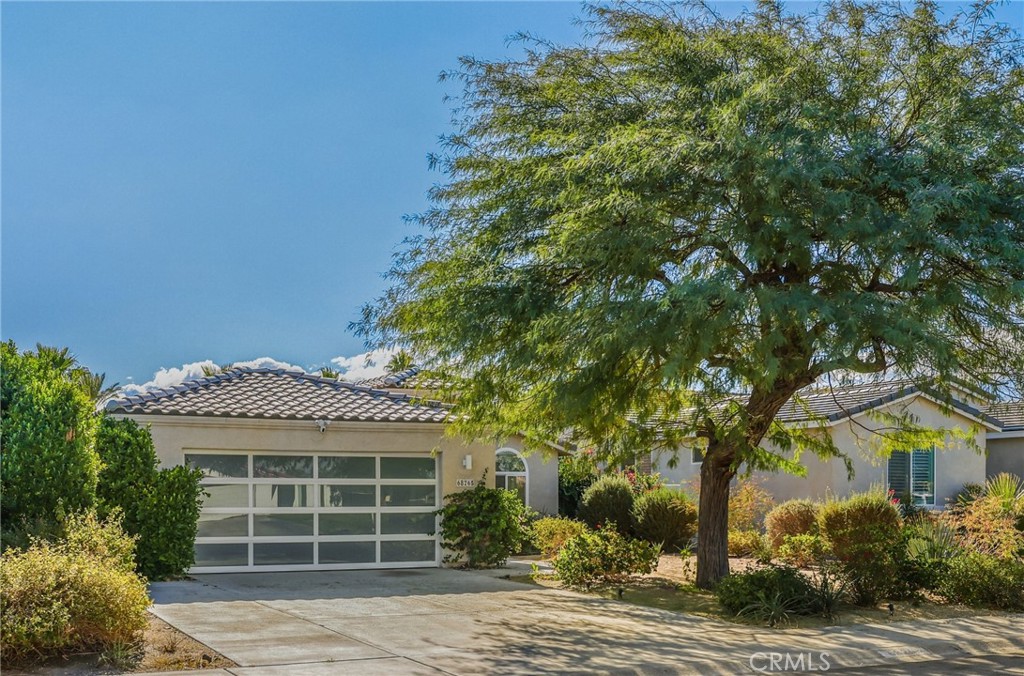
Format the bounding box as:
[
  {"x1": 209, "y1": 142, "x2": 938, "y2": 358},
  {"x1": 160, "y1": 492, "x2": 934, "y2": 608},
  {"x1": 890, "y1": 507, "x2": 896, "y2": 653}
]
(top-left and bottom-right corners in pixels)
[
  {"x1": 983, "y1": 473, "x2": 1024, "y2": 516},
  {"x1": 907, "y1": 519, "x2": 959, "y2": 562}
]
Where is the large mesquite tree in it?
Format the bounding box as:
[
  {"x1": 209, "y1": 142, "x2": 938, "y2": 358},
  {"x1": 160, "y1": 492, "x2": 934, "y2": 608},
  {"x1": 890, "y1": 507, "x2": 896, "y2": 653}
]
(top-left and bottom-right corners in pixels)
[{"x1": 360, "y1": 1, "x2": 1024, "y2": 587}]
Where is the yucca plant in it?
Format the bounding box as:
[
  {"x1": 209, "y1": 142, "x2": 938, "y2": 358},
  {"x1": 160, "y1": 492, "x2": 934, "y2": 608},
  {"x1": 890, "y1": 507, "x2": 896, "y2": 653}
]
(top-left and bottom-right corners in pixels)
[
  {"x1": 907, "y1": 520, "x2": 959, "y2": 562},
  {"x1": 983, "y1": 473, "x2": 1024, "y2": 516}
]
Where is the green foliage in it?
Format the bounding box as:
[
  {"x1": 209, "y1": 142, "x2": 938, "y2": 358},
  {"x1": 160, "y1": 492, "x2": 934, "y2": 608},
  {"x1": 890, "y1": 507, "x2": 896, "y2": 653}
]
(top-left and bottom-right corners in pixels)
[
  {"x1": 776, "y1": 534, "x2": 828, "y2": 569},
  {"x1": 0, "y1": 511, "x2": 149, "y2": 665},
  {"x1": 358, "y1": 0, "x2": 1024, "y2": 589},
  {"x1": 578, "y1": 475, "x2": 635, "y2": 535},
  {"x1": 0, "y1": 341, "x2": 100, "y2": 525},
  {"x1": 981, "y1": 472, "x2": 1024, "y2": 524},
  {"x1": 818, "y1": 492, "x2": 904, "y2": 605},
  {"x1": 715, "y1": 565, "x2": 822, "y2": 626},
  {"x1": 95, "y1": 416, "x2": 205, "y2": 579},
  {"x1": 728, "y1": 530, "x2": 770, "y2": 560},
  {"x1": 557, "y1": 452, "x2": 599, "y2": 518},
  {"x1": 946, "y1": 494, "x2": 1024, "y2": 559},
  {"x1": 765, "y1": 500, "x2": 819, "y2": 552},
  {"x1": 632, "y1": 488, "x2": 697, "y2": 553},
  {"x1": 938, "y1": 552, "x2": 1024, "y2": 611},
  {"x1": 728, "y1": 481, "x2": 775, "y2": 532},
  {"x1": 531, "y1": 517, "x2": 589, "y2": 559},
  {"x1": 552, "y1": 525, "x2": 661, "y2": 590},
  {"x1": 612, "y1": 466, "x2": 664, "y2": 494},
  {"x1": 437, "y1": 475, "x2": 532, "y2": 568}
]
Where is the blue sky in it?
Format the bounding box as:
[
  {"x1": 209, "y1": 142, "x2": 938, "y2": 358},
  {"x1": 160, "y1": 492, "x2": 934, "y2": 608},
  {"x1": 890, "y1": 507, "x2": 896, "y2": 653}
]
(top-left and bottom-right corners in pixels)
[{"x1": 3, "y1": 2, "x2": 1022, "y2": 388}]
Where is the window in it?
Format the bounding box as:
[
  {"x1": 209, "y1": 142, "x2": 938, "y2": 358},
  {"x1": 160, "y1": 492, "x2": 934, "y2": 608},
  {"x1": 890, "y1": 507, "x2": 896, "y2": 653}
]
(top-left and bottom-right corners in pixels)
[
  {"x1": 691, "y1": 447, "x2": 705, "y2": 465},
  {"x1": 888, "y1": 449, "x2": 935, "y2": 506},
  {"x1": 495, "y1": 448, "x2": 528, "y2": 504}
]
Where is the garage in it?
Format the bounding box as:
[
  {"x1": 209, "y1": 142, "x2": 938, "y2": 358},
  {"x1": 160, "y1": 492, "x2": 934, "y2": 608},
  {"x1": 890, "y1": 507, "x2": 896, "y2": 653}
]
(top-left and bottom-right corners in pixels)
[{"x1": 189, "y1": 451, "x2": 439, "y2": 572}]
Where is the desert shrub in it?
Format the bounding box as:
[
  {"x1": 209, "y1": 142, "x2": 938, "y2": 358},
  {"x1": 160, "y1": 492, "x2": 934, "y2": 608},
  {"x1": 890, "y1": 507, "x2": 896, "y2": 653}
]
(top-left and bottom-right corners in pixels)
[
  {"x1": 982, "y1": 472, "x2": 1024, "y2": 517},
  {"x1": 728, "y1": 529, "x2": 769, "y2": 559},
  {"x1": 552, "y1": 525, "x2": 660, "y2": 589},
  {"x1": 531, "y1": 517, "x2": 589, "y2": 559},
  {"x1": 818, "y1": 491, "x2": 903, "y2": 606},
  {"x1": 558, "y1": 451, "x2": 599, "y2": 518},
  {"x1": 765, "y1": 500, "x2": 819, "y2": 552},
  {"x1": 437, "y1": 475, "x2": 532, "y2": 568},
  {"x1": 632, "y1": 489, "x2": 698, "y2": 552},
  {"x1": 95, "y1": 416, "x2": 205, "y2": 579},
  {"x1": 715, "y1": 565, "x2": 821, "y2": 626},
  {"x1": 578, "y1": 475, "x2": 635, "y2": 535},
  {"x1": 0, "y1": 513, "x2": 149, "y2": 664},
  {"x1": 0, "y1": 342, "x2": 100, "y2": 526},
  {"x1": 777, "y1": 534, "x2": 828, "y2": 568},
  {"x1": 947, "y1": 494, "x2": 1024, "y2": 559},
  {"x1": 729, "y1": 480, "x2": 775, "y2": 531},
  {"x1": 938, "y1": 552, "x2": 1024, "y2": 610},
  {"x1": 903, "y1": 519, "x2": 959, "y2": 591}
]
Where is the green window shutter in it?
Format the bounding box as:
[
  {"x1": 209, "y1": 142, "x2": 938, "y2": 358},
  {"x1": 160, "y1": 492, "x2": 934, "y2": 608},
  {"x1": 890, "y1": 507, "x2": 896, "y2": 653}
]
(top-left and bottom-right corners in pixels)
[
  {"x1": 911, "y1": 448, "x2": 935, "y2": 506},
  {"x1": 888, "y1": 452, "x2": 910, "y2": 498}
]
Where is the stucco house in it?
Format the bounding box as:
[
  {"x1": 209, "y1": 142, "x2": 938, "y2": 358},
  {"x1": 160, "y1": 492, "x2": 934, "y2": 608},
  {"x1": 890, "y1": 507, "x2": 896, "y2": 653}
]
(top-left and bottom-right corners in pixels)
[
  {"x1": 983, "y1": 401, "x2": 1024, "y2": 479},
  {"x1": 105, "y1": 367, "x2": 559, "y2": 573},
  {"x1": 652, "y1": 379, "x2": 1011, "y2": 508}
]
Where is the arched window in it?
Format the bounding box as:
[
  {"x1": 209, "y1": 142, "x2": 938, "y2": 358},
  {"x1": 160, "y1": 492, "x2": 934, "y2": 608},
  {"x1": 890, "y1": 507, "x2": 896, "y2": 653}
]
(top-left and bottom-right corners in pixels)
[{"x1": 495, "y1": 448, "x2": 528, "y2": 504}]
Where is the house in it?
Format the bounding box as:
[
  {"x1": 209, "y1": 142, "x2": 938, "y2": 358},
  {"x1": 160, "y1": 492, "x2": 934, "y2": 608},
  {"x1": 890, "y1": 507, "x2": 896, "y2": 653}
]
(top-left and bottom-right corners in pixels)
[
  {"x1": 105, "y1": 367, "x2": 559, "y2": 573},
  {"x1": 652, "y1": 379, "x2": 1007, "y2": 508},
  {"x1": 983, "y1": 401, "x2": 1024, "y2": 479}
]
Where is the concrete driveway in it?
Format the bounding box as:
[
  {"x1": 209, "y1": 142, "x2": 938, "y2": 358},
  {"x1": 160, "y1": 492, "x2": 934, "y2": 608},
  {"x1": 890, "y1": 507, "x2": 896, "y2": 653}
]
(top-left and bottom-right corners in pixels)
[{"x1": 150, "y1": 567, "x2": 1024, "y2": 675}]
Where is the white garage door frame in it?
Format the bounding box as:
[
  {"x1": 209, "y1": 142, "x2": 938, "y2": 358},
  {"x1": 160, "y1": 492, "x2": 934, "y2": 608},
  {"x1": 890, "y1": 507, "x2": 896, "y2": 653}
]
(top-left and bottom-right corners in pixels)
[{"x1": 187, "y1": 450, "x2": 441, "y2": 573}]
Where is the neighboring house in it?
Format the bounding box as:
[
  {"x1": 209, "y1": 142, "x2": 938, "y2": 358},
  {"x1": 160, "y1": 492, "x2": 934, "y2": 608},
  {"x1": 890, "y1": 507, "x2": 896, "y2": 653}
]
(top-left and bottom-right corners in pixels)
[
  {"x1": 652, "y1": 379, "x2": 1004, "y2": 508},
  {"x1": 983, "y1": 401, "x2": 1024, "y2": 479},
  {"x1": 105, "y1": 367, "x2": 558, "y2": 574}
]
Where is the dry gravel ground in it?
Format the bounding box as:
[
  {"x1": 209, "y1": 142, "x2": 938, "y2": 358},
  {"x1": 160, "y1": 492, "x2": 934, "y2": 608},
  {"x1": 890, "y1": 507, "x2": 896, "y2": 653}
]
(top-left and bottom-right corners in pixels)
[{"x1": 2, "y1": 612, "x2": 235, "y2": 675}]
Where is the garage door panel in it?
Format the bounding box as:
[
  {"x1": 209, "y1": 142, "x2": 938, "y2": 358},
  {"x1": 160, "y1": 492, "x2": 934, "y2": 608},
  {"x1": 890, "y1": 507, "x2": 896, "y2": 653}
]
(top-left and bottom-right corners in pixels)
[{"x1": 191, "y1": 453, "x2": 438, "y2": 572}]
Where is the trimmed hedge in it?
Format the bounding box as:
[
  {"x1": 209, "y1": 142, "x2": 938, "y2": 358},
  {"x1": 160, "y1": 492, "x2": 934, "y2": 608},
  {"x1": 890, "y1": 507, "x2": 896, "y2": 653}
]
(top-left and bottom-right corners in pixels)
[
  {"x1": 632, "y1": 489, "x2": 697, "y2": 552},
  {"x1": 578, "y1": 475, "x2": 635, "y2": 535}
]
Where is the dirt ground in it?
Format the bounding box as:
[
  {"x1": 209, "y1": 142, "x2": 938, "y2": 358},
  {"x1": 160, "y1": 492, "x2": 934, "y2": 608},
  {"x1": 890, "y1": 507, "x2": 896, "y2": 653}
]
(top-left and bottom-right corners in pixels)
[
  {"x1": 524, "y1": 554, "x2": 1003, "y2": 629},
  {"x1": 3, "y1": 613, "x2": 235, "y2": 675}
]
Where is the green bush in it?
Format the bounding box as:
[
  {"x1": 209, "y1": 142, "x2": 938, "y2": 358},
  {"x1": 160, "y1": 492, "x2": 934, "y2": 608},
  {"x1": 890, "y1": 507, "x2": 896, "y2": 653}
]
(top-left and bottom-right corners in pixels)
[
  {"x1": 765, "y1": 500, "x2": 819, "y2": 552},
  {"x1": 818, "y1": 491, "x2": 903, "y2": 606},
  {"x1": 728, "y1": 529, "x2": 769, "y2": 559},
  {"x1": 95, "y1": 416, "x2": 205, "y2": 579},
  {"x1": 531, "y1": 517, "x2": 589, "y2": 559},
  {"x1": 0, "y1": 512, "x2": 149, "y2": 664},
  {"x1": 558, "y1": 452, "x2": 599, "y2": 518},
  {"x1": 437, "y1": 475, "x2": 532, "y2": 568},
  {"x1": 552, "y1": 525, "x2": 661, "y2": 589},
  {"x1": 938, "y1": 552, "x2": 1024, "y2": 610},
  {"x1": 776, "y1": 534, "x2": 828, "y2": 568},
  {"x1": 728, "y1": 480, "x2": 775, "y2": 532},
  {"x1": 632, "y1": 489, "x2": 698, "y2": 552},
  {"x1": 578, "y1": 475, "x2": 635, "y2": 535},
  {"x1": 715, "y1": 565, "x2": 822, "y2": 626},
  {"x1": 0, "y1": 342, "x2": 100, "y2": 526}
]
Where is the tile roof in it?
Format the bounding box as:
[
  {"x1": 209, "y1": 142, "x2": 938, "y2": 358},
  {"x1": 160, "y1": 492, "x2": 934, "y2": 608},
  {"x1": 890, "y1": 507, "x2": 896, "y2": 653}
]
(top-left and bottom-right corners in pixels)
[
  {"x1": 983, "y1": 401, "x2": 1024, "y2": 431},
  {"x1": 359, "y1": 367, "x2": 447, "y2": 391},
  {"x1": 105, "y1": 368, "x2": 449, "y2": 423}
]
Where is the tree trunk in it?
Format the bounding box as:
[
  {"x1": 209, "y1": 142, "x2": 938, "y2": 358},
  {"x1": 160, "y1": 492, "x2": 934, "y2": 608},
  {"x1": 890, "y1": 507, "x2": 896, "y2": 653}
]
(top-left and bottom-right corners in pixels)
[{"x1": 695, "y1": 450, "x2": 735, "y2": 589}]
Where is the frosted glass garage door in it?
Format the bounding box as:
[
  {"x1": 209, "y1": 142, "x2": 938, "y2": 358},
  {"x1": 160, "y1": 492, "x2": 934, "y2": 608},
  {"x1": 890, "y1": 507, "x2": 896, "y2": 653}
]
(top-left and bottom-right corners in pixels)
[{"x1": 186, "y1": 452, "x2": 439, "y2": 572}]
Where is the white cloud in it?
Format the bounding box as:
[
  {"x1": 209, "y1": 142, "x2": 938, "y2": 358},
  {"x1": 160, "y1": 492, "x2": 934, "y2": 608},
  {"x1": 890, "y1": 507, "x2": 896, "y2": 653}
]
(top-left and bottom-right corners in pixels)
[
  {"x1": 120, "y1": 356, "x2": 305, "y2": 395},
  {"x1": 331, "y1": 347, "x2": 398, "y2": 382}
]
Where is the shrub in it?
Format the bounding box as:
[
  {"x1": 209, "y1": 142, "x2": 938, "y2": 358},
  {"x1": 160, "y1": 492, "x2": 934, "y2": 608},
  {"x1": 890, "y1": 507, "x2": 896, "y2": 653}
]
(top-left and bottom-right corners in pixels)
[
  {"x1": 777, "y1": 534, "x2": 828, "y2": 568},
  {"x1": 818, "y1": 491, "x2": 903, "y2": 605},
  {"x1": 938, "y1": 552, "x2": 1024, "y2": 610},
  {"x1": 552, "y1": 525, "x2": 660, "y2": 589},
  {"x1": 765, "y1": 500, "x2": 819, "y2": 552},
  {"x1": 632, "y1": 489, "x2": 698, "y2": 552},
  {"x1": 437, "y1": 474, "x2": 532, "y2": 568},
  {"x1": 558, "y1": 451, "x2": 599, "y2": 518},
  {"x1": 531, "y1": 517, "x2": 589, "y2": 559},
  {"x1": 611, "y1": 466, "x2": 664, "y2": 494},
  {"x1": 728, "y1": 529, "x2": 768, "y2": 559},
  {"x1": 95, "y1": 416, "x2": 206, "y2": 579},
  {"x1": 0, "y1": 342, "x2": 100, "y2": 526},
  {"x1": 715, "y1": 565, "x2": 821, "y2": 626},
  {"x1": 0, "y1": 513, "x2": 149, "y2": 664},
  {"x1": 729, "y1": 480, "x2": 775, "y2": 532},
  {"x1": 948, "y1": 494, "x2": 1024, "y2": 559},
  {"x1": 578, "y1": 475, "x2": 635, "y2": 535}
]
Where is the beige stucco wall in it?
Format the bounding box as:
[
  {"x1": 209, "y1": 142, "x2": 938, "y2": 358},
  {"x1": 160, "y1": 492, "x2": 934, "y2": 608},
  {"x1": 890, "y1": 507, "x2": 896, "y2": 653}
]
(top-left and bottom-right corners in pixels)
[
  {"x1": 653, "y1": 394, "x2": 990, "y2": 507},
  {"x1": 120, "y1": 414, "x2": 558, "y2": 514},
  {"x1": 987, "y1": 435, "x2": 1024, "y2": 479},
  {"x1": 494, "y1": 437, "x2": 560, "y2": 515}
]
